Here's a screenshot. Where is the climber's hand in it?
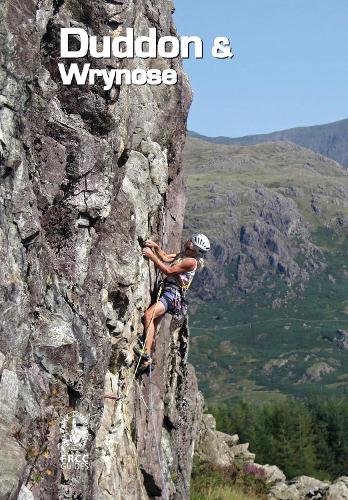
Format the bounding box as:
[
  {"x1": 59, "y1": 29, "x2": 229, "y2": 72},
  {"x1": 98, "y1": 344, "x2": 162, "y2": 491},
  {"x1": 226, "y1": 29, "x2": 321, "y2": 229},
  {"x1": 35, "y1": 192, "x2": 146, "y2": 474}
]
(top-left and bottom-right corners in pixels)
[
  {"x1": 145, "y1": 239, "x2": 159, "y2": 249},
  {"x1": 143, "y1": 247, "x2": 154, "y2": 258}
]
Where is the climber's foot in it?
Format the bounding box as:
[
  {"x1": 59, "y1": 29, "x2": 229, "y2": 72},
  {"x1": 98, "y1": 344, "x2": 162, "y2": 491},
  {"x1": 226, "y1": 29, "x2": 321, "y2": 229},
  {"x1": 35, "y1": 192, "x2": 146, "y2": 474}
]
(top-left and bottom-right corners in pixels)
[
  {"x1": 136, "y1": 358, "x2": 155, "y2": 377},
  {"x1": 133, "y1": 343, "x2": 151, "y2": 362}
]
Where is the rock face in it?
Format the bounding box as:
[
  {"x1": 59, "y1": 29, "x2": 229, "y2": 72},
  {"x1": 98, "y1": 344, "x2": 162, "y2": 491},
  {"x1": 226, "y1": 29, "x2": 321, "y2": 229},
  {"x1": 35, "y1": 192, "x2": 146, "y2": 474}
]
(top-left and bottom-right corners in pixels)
[
  {"x1": 0, "y1": 1, "x2": 201, "y2": 498},
  {"x1": 195, "y1": 413, "x2": 240, "y2": 466},
  {"x1": 325, "y1": 477, "x2": 348, "y2": 500}
]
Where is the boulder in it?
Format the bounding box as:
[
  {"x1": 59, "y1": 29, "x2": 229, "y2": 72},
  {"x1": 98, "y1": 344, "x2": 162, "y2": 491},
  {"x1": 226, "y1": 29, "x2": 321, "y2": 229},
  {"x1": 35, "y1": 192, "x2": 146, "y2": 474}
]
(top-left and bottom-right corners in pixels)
[
  {"x1": 253, "y1": 463, "x2": 286, "y2": 484},
  {"x1": 269, "y1": 481, "x2": 301, "y2": 500},
  {"x1": 195, "y1": 413, "x2": 237, "y2": 466},
  {"x1": 288, "y1": 475, "x2": 330, "y2": 497},
  {"x1": 324, "y1": 477, "x2": 348, "y2": 499}
]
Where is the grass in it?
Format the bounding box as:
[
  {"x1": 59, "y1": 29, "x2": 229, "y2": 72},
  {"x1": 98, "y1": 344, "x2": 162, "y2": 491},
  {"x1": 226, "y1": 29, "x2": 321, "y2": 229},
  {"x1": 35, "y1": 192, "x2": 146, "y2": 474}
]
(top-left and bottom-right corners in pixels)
[
  {"x1": 190, "y1": 461, "x2": 269, "y2": 500},
  {"x1": 191, "y1": 485, "x2": 258, "y2": 500}
]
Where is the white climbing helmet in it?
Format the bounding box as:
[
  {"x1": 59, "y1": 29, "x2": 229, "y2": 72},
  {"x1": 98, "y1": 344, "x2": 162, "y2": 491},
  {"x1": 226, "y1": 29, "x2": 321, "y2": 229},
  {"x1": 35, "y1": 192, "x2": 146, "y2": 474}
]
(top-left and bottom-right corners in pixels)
[{"x1": 191, "y1": 233, "x2": 210, "y2": 253}]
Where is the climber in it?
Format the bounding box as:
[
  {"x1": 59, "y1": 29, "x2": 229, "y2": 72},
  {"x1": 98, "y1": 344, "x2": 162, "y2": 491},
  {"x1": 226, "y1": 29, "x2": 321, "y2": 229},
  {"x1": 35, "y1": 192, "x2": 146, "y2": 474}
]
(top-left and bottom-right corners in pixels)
[{"x1": 133, "y1": 233, "x2": 210, "y2": 370}]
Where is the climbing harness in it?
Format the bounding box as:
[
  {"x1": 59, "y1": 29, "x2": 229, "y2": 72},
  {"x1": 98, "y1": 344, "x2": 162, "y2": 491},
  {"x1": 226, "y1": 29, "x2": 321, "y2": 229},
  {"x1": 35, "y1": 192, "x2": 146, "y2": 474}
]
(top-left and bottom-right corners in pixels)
[
  {"x1": 162, "y1": 256, "x2": 198, "y2": 323},
  {"x1": 159, "y1": 283, "x2": 186, "y2": 323}
]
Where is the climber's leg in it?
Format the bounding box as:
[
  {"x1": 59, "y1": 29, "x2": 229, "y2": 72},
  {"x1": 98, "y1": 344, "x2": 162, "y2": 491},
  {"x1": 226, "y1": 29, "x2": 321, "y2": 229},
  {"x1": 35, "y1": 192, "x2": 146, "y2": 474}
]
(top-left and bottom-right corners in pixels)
[
  {"x1": 153, "y1": 316, "x2": 162, "y2": 337},
  {"x1": 142, "y1": 300, "x2": 166, "y2": 354}
]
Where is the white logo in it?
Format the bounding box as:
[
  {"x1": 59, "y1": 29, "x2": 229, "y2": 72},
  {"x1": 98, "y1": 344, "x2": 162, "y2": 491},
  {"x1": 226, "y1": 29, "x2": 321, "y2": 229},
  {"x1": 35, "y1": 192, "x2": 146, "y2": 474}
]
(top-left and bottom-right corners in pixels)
[
  {"x1": 60, "y1": 411, "x2": 90, "y2": 470},
  {"x1": 60, "y1": 411, "x2": 89, "y2": 451}
]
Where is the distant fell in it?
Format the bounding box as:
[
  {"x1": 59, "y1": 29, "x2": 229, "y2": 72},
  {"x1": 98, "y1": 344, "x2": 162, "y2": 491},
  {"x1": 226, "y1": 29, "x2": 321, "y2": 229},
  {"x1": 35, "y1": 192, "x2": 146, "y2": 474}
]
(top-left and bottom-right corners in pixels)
[{"x1": 189, "y1": 118, "x2": 348, "y2": 167}]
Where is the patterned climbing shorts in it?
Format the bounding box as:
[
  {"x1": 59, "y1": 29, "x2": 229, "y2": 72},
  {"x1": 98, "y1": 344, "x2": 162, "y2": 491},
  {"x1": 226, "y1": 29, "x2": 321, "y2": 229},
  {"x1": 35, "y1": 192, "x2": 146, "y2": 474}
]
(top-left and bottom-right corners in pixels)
[{"x1": 159, "y1": 286, "x2": 188, "y2": 320}]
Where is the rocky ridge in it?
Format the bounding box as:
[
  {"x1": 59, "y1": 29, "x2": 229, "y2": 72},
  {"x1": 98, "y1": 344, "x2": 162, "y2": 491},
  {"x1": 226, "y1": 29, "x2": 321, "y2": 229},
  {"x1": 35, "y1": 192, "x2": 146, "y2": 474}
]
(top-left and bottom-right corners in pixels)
[
  {"x1": 0, "y1": 1, "x2": 201, "y2": 498},
  {"x1": 189, "y1": 117, "x2": 348, "y2": 167}
]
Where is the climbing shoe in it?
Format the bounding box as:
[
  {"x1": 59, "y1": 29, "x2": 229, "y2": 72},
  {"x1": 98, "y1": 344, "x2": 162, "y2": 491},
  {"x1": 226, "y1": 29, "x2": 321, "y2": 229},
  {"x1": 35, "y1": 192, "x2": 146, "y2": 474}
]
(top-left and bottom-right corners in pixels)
[
  {"x1": 136, "y1": 359, "x2": 155, "y2": 377},
  {"x1": 133, "y1": 342, "x2": 151, "y2": 362},
  {"x1": 133, "y1": 340, "x2": 155, "y2": 376}
]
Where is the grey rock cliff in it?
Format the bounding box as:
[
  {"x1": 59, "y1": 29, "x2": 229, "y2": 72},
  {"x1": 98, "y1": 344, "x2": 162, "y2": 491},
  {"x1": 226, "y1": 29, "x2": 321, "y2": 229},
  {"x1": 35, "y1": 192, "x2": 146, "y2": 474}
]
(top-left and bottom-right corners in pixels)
[{"x1": 0, "y1": 1, "x2": 201, "y2": 498}]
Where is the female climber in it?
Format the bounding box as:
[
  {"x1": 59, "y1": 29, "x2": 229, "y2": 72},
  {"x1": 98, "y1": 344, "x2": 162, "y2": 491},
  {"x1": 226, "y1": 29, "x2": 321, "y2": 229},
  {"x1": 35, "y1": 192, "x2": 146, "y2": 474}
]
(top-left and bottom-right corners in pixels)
[{"x1": 133, "y1": 233, "x2": 210, "y2": 370}]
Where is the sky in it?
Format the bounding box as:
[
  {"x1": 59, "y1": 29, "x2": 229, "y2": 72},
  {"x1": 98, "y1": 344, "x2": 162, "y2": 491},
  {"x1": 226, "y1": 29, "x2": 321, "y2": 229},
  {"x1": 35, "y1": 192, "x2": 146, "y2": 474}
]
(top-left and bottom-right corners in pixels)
[{"x1": 173, "y1": 0, "x2": 348, "y2": 138}]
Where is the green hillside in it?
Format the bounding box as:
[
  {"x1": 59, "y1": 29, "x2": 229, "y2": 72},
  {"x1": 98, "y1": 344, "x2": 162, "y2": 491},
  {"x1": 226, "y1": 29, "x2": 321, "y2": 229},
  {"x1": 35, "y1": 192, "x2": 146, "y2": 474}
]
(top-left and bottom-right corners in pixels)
[{"x1": 184, "y1": 137, "x2": 348, "y2": 404}]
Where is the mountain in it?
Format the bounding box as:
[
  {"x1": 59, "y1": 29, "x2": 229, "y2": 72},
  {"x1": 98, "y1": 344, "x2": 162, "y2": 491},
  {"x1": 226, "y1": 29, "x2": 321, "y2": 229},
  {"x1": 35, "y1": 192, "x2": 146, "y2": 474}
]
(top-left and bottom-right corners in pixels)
[
  {"x1": 189, "y1": 118, "x2": 348, "y2": 167},
  {"x1": 183, "y1": 136, "x2": 348, "y2": 404}
]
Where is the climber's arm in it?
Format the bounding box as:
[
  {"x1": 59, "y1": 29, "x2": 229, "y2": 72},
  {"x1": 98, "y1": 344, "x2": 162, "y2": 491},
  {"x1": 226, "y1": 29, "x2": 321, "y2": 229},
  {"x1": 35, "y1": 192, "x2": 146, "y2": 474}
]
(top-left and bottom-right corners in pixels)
[
  {"x1": 143, "y1": 248, "x2": 195, "y2": 275},
  {"x1": 144, "y1": 239, "x2": 177, "y2": 263}
]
